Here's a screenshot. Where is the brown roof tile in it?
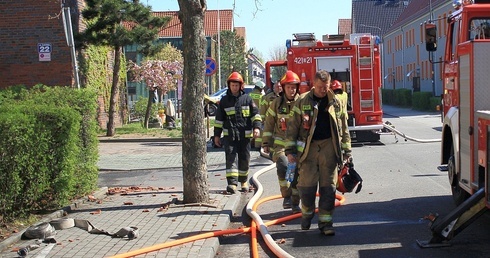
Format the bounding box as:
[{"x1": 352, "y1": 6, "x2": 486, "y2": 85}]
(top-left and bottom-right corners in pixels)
[
  {"x1": 353, "y1": 0, "x2": 410, "y2": 36},
  {"x1": 153, "y1": 10, "x2": 234, "y2": 38},
  {"x1": 389, "y1": 0, "x2": 447, "y2": 31}
]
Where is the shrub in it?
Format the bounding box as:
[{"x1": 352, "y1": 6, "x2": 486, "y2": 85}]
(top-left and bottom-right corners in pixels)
[
  {"x1": 382, "y1": 89, "x2": 395, "y2": 105},
  {"x1": 430, "y1": 97, "x2": 442, "y2": 111},
  {"x1": 0, "y1": 86, "x2": 98, "y2": 221},
  {"x1": 412, "y1": 91, "x2": 432, "y2": 111},
  {"x1": 394, "y1": 88, "x2": 412, "y2": 107},
  {"x1": 131, "y1": 96, "x2": 165, "y2": 124}
]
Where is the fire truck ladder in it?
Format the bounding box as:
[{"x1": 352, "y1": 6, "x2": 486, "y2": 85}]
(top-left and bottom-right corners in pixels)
[
  {"x1": 416, "y1": 188, "x2": 488, "y2": 248},
  {"x1": 356, "y1": 36, "x2": 375, "y2": 113}
]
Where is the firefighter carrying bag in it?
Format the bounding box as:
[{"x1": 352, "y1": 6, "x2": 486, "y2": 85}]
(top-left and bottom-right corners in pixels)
[{"x1": 337, "y1": 162, "x2": 363, "y2": 194}]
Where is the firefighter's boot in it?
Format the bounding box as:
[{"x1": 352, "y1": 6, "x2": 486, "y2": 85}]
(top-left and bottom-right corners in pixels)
[
  {"x1": 282, "y1": 197, "x2": 292, "y2": 209},
  {"x1": 226, "y1": 185, "x2": 237, "y2": 194},
  {"x1": 291, "y1": 191, "x2": 301, "y2": 214},
  {"x1": 241, "y1": 182, "x2": 249, "y2": 192},
  {"x1": 301, "y1": 216, "x2": 312, "y2": 230},
  {"x1": 319, "y1": 222, "x2": 335, "y2": 236},
  {"x1": 298, "y1": 186, "x2": 317, "y2": 230}
]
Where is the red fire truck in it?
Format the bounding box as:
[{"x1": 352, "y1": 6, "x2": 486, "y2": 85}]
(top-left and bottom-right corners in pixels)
[
  {"x1": 265, "y1": 33, "x2": 384, "y2": 142},
  {"x1": 417, "y1": 0, "x2": 490, "y2": 247}
]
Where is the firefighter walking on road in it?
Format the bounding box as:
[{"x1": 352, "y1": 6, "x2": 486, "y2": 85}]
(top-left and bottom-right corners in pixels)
[
  {"x1": 260, "y1": 80, "x2": 283, "y2": 122},
  {"x1": 250, "y1": 81, "x2": 266, "y2": 149},
  {"x1": 259, "y1": 80, "x2": 282, "y2": 158},
  {"x1": 285, "y1": 70, "x2": 352, "y2": 236},
  {"x1": 214, "y1": 72, "x2": 262, "y2": 194},
  {"x1": 262, "y1": 71, "x2": 301, "y2": 213}
]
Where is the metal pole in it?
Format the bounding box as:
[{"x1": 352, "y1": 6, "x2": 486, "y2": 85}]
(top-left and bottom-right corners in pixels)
[
  {"x1": 62, "y1": 7, "x2": 80, "y2": 89},
  {"x1": 217, "y1": 0, "x2": 221, "y2": 89},
  {"x1": 429, "y1": 0, "x2": 436, "y2": 96}
]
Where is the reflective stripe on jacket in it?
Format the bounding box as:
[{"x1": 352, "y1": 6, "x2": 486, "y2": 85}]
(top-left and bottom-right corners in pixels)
[
  {"x1": 262, "y1": 94, "x2": 299, "y2": 151},
  {"x1": 259, "y1": 91, "x2": 279, "y2": 121}
]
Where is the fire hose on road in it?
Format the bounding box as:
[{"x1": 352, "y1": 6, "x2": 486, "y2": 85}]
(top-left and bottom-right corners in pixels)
[
  {"x1": 110, "y1": 163, "x2": 345, "y2": 258},
  {"x1": 380, "y1": 121, "x2": 441, "y2": 143},
  {"x1": 247, "y1": 165, "x2": 344, "y2": 258}
]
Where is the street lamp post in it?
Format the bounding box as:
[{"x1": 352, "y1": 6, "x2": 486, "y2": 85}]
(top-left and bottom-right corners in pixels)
[
  {"x1": 217, "y1": 0, "x2": 221, "y2": 89},
  {"x1": 360, "y1": 24, "x2": 384, "y2": 89}
]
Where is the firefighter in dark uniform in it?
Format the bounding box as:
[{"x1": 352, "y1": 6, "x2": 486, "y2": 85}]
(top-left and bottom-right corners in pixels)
[
  {"x1": 285, "y1": 70, "x2": 352, "y2": 236},
  {"x1": 214, "y1": 72, "x2": 262, "y2": 194},
  {"x1": 262, "y1": 71, "x2": 301, "y2": 213}
]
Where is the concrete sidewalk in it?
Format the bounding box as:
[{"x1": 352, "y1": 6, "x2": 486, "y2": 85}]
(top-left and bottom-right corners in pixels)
[{"x1": 0, "y1": 138, "x2": 263, "y2": 258}]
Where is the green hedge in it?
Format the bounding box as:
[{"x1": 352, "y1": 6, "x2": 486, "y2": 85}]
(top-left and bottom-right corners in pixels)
[
  {"x1": 382, "y1": 88, "x2": 412, "y2": 106},
  {"x1": 382, "y1": 89, "x2": 395, "y2": 105},
  {"x1": 383, "y1": 89, "x2": 442, "y2": 111},
  {"x1": 412, "y1": 92, "x2": 432, "y2": 111},
  {"x1": 429, "y1": 97, "x2": 442, "y2": 112},
  {"x1": 395, "y1": 89, "x2": 412, "y2": 107},
  {"x1": 0, "y1": 86, "x2": 98, "y2": 221}
]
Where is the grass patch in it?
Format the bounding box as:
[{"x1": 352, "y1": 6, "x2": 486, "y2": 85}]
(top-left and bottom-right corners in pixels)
[{"x1": 98, "y1": 118, "x2": 215, "y2": 138}]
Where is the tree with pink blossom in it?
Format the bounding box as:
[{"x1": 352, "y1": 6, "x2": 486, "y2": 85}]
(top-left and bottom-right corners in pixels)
[{"x1": 129, "y1": 57, "x2": 183, "y2": 128}]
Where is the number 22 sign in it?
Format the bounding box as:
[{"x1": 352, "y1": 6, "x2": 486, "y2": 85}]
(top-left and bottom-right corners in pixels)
[{"x1": 38, "y1": 43, "x2": 52, "y2": 62}]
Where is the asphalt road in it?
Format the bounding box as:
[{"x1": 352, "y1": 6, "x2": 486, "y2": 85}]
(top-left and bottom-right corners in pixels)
[
  {"x1": 216, "y1": 112, "x2": 490, "y2": 258},
  {"x1": 97, "y1": 110, "x2": 490, "y2": 258}
]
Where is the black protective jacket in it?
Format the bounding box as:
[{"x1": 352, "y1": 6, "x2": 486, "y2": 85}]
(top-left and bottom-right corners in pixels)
[{"x1": 214, "y1": 89, "x2": 262, "y2": 141}]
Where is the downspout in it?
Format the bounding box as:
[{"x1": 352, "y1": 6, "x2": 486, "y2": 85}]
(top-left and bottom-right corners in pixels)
[{"x1": 401, "y1": 25, "x2": 405, "y2": 89}]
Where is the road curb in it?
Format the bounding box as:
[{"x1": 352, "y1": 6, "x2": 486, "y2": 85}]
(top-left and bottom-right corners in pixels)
[{"x1": 98, "y1": 137, "x2": 183, "y2": 143}]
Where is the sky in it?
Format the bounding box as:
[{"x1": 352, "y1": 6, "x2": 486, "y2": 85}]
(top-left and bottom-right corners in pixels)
[{"x1": 146, "y1": 0, "x2": 352, "y2": 60}]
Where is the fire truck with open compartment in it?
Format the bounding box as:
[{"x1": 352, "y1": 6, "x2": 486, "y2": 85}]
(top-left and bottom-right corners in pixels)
[
  {"x1": 417, "y1": 0, "x2": 490, "y2": 247},
  {"x1": 265, "y1": 33, "x2": 384, "y2": 142}
]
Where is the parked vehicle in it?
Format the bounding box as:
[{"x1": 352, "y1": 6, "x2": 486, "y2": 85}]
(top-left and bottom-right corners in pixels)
[
  {"x1": 417, "y1": 0, "x2": 490, "y2": 248},
  {"x1": 206, "y1": 85, "x2": 257, "y2": 116}
]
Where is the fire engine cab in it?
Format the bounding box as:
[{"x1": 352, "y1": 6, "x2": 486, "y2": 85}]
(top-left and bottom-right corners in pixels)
[
  {"x1": 265, "y1": 33, "x2": 384, "y2": 142},
  {"x1": 417, "y1": 0, "x2": 490, "y2": 247}
]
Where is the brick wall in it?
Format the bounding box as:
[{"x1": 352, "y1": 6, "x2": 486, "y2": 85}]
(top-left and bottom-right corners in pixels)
[
  {"x1": 0, "y1": 0, "x2": 81, "y2": 88},
  {"x1": 0, "y1": 0, "x2": 125, "y2": 128}
]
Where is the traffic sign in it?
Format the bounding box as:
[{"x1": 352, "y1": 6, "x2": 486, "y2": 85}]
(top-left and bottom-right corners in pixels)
[{"x1": 205, "y1": 57, "x2": 217, "y2": 76}]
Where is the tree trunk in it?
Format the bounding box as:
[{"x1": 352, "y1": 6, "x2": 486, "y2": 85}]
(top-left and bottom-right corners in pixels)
[
  {"x1": 144, "y1": 89, "x2": 153, "y2": 129},
  {"x1": 178, "y1": 0, "x2": 209, "y2": 203},
  {"x1": 106, "y1": 46, "x2": 121, "y2": 137}
]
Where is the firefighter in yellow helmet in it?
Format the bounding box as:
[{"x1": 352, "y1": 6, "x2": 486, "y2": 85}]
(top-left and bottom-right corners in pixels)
[
  {"x1": 285, "y1": 70, "x2": 352, "y2": 236},
  {"x1": 214, "y1": 72, "x2": 262, "y2": 194},
  {"x1": 262, "y1": 70, "x2": 302, "y2": 213},
  {"x1": 250, "y1": 81, "x2": 265, "y2": 149}
]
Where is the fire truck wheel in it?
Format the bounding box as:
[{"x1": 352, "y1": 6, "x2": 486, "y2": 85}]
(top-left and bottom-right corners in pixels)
[{"x1": 448, "y1": 154, "x2": 469, "y2": 205}]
